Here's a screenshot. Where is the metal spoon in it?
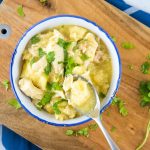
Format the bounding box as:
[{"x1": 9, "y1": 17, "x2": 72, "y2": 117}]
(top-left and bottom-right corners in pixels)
[{"x1": 72, "y1": 75, "x2": 120, "y2": 150}]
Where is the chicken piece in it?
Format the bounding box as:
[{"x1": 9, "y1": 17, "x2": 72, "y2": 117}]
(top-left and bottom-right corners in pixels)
[
  {"x1": 32, "y1": 56, "x2": 47, "y2": 73},
  {"x1": 78, "y1": 33, "x2": 98, "y2": 61},
  {"x1": 19, "y1": 78, "x2": 44, "y2": 100},
  {"x1": 63, "y1": 75, "x2": 73, "y2": 92}
]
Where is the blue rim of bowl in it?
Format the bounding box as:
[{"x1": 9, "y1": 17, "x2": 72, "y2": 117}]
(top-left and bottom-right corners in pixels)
[{"x1": 10, "y1": 14, "x2": 122, "y2": 127}]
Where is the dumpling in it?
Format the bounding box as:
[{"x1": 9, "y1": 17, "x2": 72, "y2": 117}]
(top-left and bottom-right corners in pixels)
[
  {"x1": 19, "y1": 78, "x2": 44, "y2": 100},
  {"x1": 69, "y1": 26, "x2": 87, "y2": 41},
  {"x1": 70, "y1": 79, "x2": 90, "y2": 106}
]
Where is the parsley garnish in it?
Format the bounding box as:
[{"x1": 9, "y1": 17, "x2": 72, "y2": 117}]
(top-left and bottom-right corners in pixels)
[
  {"x1": 44, "y1": 52, "x2": 55, "y2": 75},
  {"x1": 57, "y1": 38, "x2": 77, "y2": 75},
  {"x1": 36, "y1": 92, "x2": 54, "y2": 109},
  {"x1": 88, "y1": 123, "x2": 98, "y2": 131},
  {"x1": 17, "y1": 5, "x2": 25, "y2": 17},
  {"x1": 46, "y1": 82, "x2": 62, "y2": 91},
  {"x1": 141, "y1": 61, "x2": 150, "y2": 74},
  {"x1": 2, "y1": 80, "x2": 10, "y2": 91},
  {"x1": 112, "y1": 96, "x2": 128, "y2": 116},
  {"x1": 38, "y1": 48, "x2": 46, "y2": 58},
  {"x1": 57, "y1": 38, "x2": 71, "y2": 50},
  {"x1": 8, "y1": 99, "x2": 21, "y2": 109},
  {"x1": 30, "y1": 57, "x2": 37, "y2": 66},
  {"x1": 65, "y1": 129, "x2": 74, "y2": 136},
  {"x1": 111, "y1": 126, "x2": 116, "y2": 132},
  {"x1": 44, "y1": 63, "x2": 52, "y2": 75},
  {"x1": 147, "y1": 54, "x2": 150, "y2": 60},
  {"x1": 65, "y1": 123, "x2": 98, "y2": 137},
  {"x1": 53, "y1": 99, "x2": 67, "y2": 114},
  {"x1": 139, "y1": 81, "x2": 150, "y2": 107},
  {"x1": 31, "y1": 35, "x2": 40, "y2": 44},
  {"x1": 65, "y1": 57, "x2": 78, "y2": 75},
  {"x1": 80, "y1": 53, "x2": 89, "y2": 61},
  {"x1": 46, "y1": 51, "x2": 55, "y2": 63},
  {"x1": 136, "y1": 119, "x2": 150, "y2": 150},
  {"x1": 128, "y1": 64, "x2": 134, "y2": 70},
  {"x1": 111, "y1": 36, "x2": 116, "y2": 42},
  {"x1": 121, "y1": 42, "x2": 134, "y2": 49},
  {"x1": 77, "y1": 127, "x2": 89, "y2": 137}
]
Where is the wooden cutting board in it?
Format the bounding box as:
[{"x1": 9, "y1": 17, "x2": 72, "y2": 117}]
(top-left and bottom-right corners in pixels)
[{"x1": 0, "y1": 0, "x2": 150, "y2": 149}]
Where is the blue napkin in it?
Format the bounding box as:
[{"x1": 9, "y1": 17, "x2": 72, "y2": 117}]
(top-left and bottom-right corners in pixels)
[
  {"x1": 1, "y1": 126, "x2": 41, "y2": 150},
  {"x1": 107, "y1": 0, "x2": 150, "y2": 27}
]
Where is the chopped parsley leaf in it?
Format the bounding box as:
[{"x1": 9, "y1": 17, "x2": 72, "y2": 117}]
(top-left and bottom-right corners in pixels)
[
  {"x1": 65, "y1": 129, "x2": 74, "y2": 136},
  {"x1": 111, "y1": 126, "x2": 116, "y2": 132},
  {"x1": 112, "y1": 96, "x2": 128, "y2": 116},
  {"x1": 44, "y1": 52, "x2": 55, "y2": 75},
  {"x1": 77, "y1": 127, "x2": 89, "y2": 137},
  {"x1": 139, "y1": 81, "x2": 150, "y2": 107},
  {"x1": 88, "y1": 123, "x2": 98, "y2": 131},
  {"x1": 57, "y1": 38, "x2": 71, "y2": 50},
  {"x1": 46, "y1": 51, "x2": 55, "y2": 63},
  {"x1": 147, "y1": 54, "x2": 150, "y2": 60},
  {"x1": 121, "y1": 42, "x2": 134, "y2": 49},
  {"x1": 53, "y1": 99, "x2": 67, "y2": 114},
  {"x1": 36, "y1": 92, "x2": 54, "y2": 109},
  {"x1": 38, "y1": 48, "x2": 46, "y2": 58},
  {"x1": 65, "y1": 57, "x2": 78, "y2": 75},
  {"x1": 30, "y1": 57, "x2": 37, "y2": 66},
  {"x1": 111, "y1": 36, "x2": 116, "y2": 42},
  {"x1": 8, "y1": 99, "x2": 21, "y2": 109},
  {"x1": 17, "y1": 5, "x2": 25, "y2": 17},
  {"x1": 80, "y1": 53, "x2": 89, "y2": 61},
  {"x1": 141, "y1": 61, "x2": 150, "y2": 74},
  {"x1": 128, "y1": 64, "x2": 134, "y2": 70},
  {"x1": 44, "y1": 63, "x2": 52, "y2": 75},
  {"x1": 31, "y1": 35, "x2": 40, "y2": 44},
  {"x1": 2, "y1": 80, "x2": 10, "y2": 91},
  {"x1": 47, "y1": 82, "x2": 62, "y2": 91},
  {"x1": 65, "y1": 123, "x2": 98, "y2": 137}
]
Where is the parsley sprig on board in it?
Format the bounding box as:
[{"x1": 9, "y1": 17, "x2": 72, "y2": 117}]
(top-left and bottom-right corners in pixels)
[
  {"x1": 112, "y1": 96, "x2": 128, "y2": 116},
  {"x1": 65, "y1": 123, "x2": 98, "y2": 137},
  {"x1": 8, "y1": 99, "x2": 21, "y2": 109},
  {"x1": 139, "y1": 81, "x2": 150, "y2": 107},
  {"x1": 2, "y1": 80, "x2": 10, "y2": 91},
  {"x1": 17, "y1": 5, "x2": 25, "y2": 17}
]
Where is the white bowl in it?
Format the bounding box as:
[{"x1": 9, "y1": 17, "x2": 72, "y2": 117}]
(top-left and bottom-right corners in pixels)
[{"x1": 10, "y1": 15, "x2": 121, "y2": 126}]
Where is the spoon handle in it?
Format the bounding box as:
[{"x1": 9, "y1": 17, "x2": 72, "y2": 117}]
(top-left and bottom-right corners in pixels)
[{"x1": 94, "y1": 117, "x2": 120, "y2": 150}]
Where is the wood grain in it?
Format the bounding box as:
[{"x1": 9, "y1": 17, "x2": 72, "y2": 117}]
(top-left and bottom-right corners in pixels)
[{"x1": 0, "y1": 0, "x2": 150, "y2": 149}]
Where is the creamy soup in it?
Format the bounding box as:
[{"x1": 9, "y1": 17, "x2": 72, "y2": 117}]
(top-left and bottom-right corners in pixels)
[{"x1": 19, "y1": 25, "x2": 112, "y2": 121}]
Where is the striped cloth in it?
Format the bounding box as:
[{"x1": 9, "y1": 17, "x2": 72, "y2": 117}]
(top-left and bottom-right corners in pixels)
[
  {"x1": 0, "y1": 0, "x2": 150, "y2": 150},
  {"x1": 107, "y1": 0, "x2": 150, "y2": 27}
]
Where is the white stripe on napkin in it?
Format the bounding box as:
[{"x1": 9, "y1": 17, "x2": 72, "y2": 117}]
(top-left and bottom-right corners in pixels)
[
  {"x1": 124, "y1": 7, "x2": 139, "y2": 15},
  {"x1": 124, "y1": 0, "x2": 150, "y2": 14}
]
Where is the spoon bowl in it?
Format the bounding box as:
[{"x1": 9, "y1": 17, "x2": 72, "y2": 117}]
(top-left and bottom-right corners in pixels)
[{"x1": 72, "y1": 75, "x2": 120, "y2": 150}]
